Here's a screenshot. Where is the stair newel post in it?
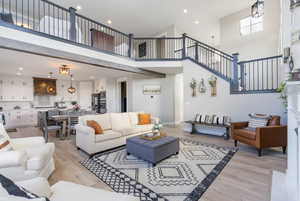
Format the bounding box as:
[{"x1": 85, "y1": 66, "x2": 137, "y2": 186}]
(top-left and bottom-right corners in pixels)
[
  {"x1": 240, "y1": 62, "x2": 245, "y2": 90},
  {"x1": 128, "y1": 33, "x2": 133, "y2": 58},
  {"x1": 232, "y1": 53, "x2": 240, "y2": 91},
  {"x1": 182, "y1": 33, "x2": 187, "y2": 59},
  {"x1": 69, "y1": 7, "x2": 77, "y2": 42},
  {"x1": 195, "y1": 42, "x2": 199, "y2": 62}
]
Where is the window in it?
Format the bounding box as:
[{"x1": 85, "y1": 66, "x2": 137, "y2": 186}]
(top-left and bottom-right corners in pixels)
[{"x1": 240, "y1": 16, "x2": 263, "y2": 36}]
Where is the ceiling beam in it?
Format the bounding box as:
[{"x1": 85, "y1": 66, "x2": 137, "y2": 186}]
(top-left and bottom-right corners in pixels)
[{"x1": 0, "y1": 37, "x2": 165, "y2": 78}]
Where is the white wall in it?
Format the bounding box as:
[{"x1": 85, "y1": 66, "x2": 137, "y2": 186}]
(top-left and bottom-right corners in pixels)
[
  {"x1": 220, "y1": 0, "x2": 281, "y2": 60},
  {"x1": 183, "y1": 60, "x2": 285, "y2": 122},
  {"x1": 130, "y1": 75, "x2": 177, "y2": 124}
]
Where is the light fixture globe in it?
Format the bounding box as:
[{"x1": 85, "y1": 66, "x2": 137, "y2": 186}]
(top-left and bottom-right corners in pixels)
[
  {"x1": 59, "y1": 65, "x2": 70, "y2": 75},
  {"x1": 68, "y1": 86, "x2": 76, "y2": 94},
  {"x1": 251, "y1": 0, "x2": 264, "y2": 18}
]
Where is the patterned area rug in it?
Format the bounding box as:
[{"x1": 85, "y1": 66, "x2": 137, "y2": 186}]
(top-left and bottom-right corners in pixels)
[{"x1": 81, "y1": 138, "x2": 237, "y2": 201}]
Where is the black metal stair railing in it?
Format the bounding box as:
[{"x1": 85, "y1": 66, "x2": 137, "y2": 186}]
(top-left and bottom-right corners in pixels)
[
  {"x1": 184, "y1": 36, "x2": 234, "y2": 81},
  {"x1": 0, "y1": 0, "x2": 282, "y2": 94},
  {"x1": 231, "y1": 55, "x2": 283, "y2": 94}
]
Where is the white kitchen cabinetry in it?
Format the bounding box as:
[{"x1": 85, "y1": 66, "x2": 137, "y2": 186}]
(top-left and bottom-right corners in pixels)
[
  {"x1": 0, "y1": 76, "x2": 33, "y2": 102},
  {"x1": 4, "y1": 109, "x2": 38, "y2": 129}
]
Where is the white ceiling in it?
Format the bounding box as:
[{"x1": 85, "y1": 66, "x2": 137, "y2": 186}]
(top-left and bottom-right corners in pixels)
[
  {"x1": 51, "y1": 0, "x2": 254, "y2": 43},
  {"x1": 0, "y1": 48, "x2": 153, "y2": 81}
]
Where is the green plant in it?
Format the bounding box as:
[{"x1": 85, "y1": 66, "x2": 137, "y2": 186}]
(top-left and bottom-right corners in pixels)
[{"x1": 277, "y1": 81, "x2": 287, "y2": 108}]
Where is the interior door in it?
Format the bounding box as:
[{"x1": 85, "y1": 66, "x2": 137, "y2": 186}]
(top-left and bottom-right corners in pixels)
[
  {"x1": 91, "y1": 29, "x2": 114, "y2": 52},
  {"x1": 120, "y1": 82, "x2": 127, "y2": 113}
]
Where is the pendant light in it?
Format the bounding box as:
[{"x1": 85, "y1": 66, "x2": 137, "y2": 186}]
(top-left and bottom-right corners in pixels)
[
  {"x1": 68, "y1": 74, "x2": 76, "y2": 94},
  {"x1": 251, "y1": 0, "x2": 264, "y2": 18}
]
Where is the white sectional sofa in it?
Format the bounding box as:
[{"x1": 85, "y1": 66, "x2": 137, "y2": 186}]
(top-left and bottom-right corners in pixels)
[{"x1": 75, "y1": 112, "x2": 157, "y2": 155}]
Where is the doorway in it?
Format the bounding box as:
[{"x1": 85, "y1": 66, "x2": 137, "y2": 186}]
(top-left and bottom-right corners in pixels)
[{"x1": 120, "y1": 81, "x2": 127, "y2": 112}]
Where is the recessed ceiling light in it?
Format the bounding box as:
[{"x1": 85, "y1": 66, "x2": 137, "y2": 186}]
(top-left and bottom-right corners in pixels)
[
  {"x1": 194, "y1": 20, "x2": 200, "y2": 25},
  {"x1": 18, "y1": 67, "x2": 23, "y2": 71},
  {"x1": 107, "y1": 20, "x2": 112, "y2": 25},
  {"x1": 76, "y1": 5, "x2": 82, "y2": 10},
  {"x1": 183, "y1": 9, "x2": 188, "y2": 13},
  {"x1": 16, "y1": 72, "x2": 22, "y2": 76}
]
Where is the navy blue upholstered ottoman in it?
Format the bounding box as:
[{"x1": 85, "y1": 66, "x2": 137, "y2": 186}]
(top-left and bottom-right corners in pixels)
[{"x1": 126, "y1": 135, "x2": 179, "y2": 166}]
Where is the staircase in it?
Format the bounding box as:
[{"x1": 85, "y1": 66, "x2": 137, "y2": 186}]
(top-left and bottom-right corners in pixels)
[{"x1": 0, "y1": 0, "x2": 282, "y2": 94}]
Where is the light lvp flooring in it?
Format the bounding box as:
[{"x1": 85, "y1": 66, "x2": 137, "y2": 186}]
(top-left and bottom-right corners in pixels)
[{"x1": 8, "y1": 126, "x2": 287, "y2": 201}]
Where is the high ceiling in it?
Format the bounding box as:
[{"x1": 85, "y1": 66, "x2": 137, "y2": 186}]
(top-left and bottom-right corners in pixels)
[
  {"x1": 51, "y1": 0, "x2": 254, "y2": 43},
  {"x1": 0, "y1": 48, "x2": 152, "y2": 81}
]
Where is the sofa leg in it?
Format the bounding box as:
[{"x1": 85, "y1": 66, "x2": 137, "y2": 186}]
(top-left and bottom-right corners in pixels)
[
  {"x1": 257, "y1": 149, "x2": 262, "y2": 157},
  {"x1": 282, "y1": 146, "x2": 287, "y2": 154},
  {"x1": 234, "y1": 140, "x2": 238, "y2": 147}
]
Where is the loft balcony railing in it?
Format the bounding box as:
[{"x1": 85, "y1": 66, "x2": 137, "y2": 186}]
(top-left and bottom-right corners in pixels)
[
  {"x1": 0, "y1": 0, "x2": 282, "y2": 94},
  {"x1": 231, "y1": 55, "x2": 283, "y2": 94}
]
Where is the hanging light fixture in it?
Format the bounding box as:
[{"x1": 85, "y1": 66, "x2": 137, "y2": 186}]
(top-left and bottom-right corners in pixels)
[
  {"x1": 59, "y1": 65, "x2": 70, "y2": 75},
  {"x1": 251, "y1": 0, "x2": 264, "y2": 18},
  {"x1": 68, "y1": 74, "x2": 76, "y2": 94}
]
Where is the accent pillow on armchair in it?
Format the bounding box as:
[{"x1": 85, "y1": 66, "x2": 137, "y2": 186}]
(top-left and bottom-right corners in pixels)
[{"x1": 248, "y1": 113, "x2": 271, "y2": 128}]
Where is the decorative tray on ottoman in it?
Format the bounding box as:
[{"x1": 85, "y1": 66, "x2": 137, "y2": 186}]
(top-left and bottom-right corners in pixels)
[{"x1": 140, "y1": 132, "x2": 166, "y2": 141}]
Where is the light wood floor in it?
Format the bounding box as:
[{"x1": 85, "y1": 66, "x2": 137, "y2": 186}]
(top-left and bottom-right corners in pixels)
[{"x1": 8, "y1": 126, "x2": 287, "y2": 201}]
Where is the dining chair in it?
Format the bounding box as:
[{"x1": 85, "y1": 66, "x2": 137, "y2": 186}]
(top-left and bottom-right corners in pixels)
[
  {"x1": 47, "y1": 109, "x2": 60, "y2": 126},
  {"x1": 41, "y1": 112, "x2": 62, "y2": 142}
]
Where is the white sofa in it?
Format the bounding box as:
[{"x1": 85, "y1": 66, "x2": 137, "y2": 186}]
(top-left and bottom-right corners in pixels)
[
  {"x1": 0, "y1": 124, "x2": 55, "y2": 182},
  {"x1": 0, "y1": 177, "x2": 139, "y2": 201},
  {"x1": 76, "y1": 112, "x2": 157, "y2": 155}
]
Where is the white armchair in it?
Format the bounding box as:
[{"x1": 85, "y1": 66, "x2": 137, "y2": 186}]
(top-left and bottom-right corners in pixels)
[{"x1": 0, "y1": 124, "x2": 55, "y2": 181}]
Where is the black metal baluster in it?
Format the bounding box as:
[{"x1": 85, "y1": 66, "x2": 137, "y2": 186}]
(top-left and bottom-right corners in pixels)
[
  {"x1": 27, "y1": 0, "x2": 29, "y2": 28},
  {"x1": 22, "y1": 0, "x2": 23, "y2": 26},
  {"x1": 271, "y1": 59, "x2": 274, "y2": 89}
]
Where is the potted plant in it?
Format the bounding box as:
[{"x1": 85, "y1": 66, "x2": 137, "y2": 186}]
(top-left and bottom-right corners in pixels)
[{"x1": 277, "y1": 81, "x2": 287, "y2": 109}]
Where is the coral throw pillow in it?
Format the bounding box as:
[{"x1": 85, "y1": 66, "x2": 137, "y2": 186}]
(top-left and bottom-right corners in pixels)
[
  {"x1": 138, "y1": 113, "x2": 151, "y2": 125},
  {"x1": 86, "y1": 120, "x2": 103, "y2": 135}
]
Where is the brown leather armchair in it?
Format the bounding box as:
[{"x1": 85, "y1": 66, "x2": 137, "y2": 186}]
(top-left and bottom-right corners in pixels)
[{"x1": 231, "y1": 116, "x2": 287, "y2": 156}]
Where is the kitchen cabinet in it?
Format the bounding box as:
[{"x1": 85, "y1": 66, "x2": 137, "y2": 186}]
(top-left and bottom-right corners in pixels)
[
  {"x1": 0, "y1": 76, "x2": 34, "y2": 101},
  {"x1": 3, "y1": 109, "x2": 38, "y2": 129}
]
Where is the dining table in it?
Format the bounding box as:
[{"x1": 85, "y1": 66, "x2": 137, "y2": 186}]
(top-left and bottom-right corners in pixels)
[{"x1": 49, "y1": 110, "x2": 96, "y2": 140}]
